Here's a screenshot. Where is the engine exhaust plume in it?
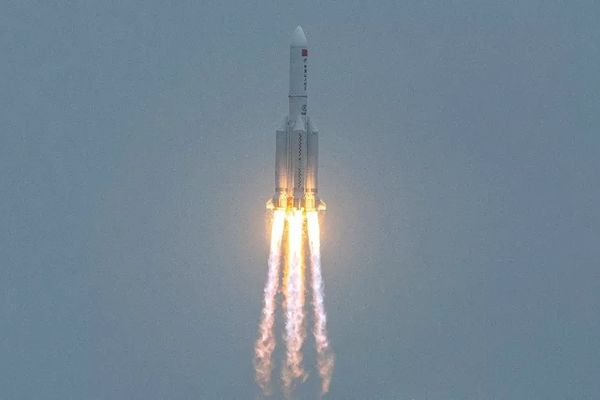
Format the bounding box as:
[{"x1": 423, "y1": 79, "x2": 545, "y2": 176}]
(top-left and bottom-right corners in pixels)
[
  {"x1": 282, "y1": 210, "x2": 307, "y2": 394},
  {"x1": 307, "y1": 211, "x2": 335, "y2": 395},
  {"x1": 254, "y1": 210, "x2": 286, "y2": 394}
]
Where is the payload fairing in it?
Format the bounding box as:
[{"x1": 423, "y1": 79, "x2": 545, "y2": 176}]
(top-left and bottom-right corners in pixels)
[{"x1": 267, "y1": 26, "x2": 325, "y2": 212}]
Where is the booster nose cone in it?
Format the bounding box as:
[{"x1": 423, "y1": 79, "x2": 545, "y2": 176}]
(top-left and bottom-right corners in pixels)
[{"x1": 291, "y1": 25, "x2": 307, "y2": 47}]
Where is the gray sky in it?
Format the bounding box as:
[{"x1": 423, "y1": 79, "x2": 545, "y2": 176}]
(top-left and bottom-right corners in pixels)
[{"x1": 2, "y1": 1, "x2": 599, "y2": 399}]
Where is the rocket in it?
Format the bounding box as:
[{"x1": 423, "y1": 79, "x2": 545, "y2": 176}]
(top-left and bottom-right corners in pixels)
[{"x1": 267, "y1": 26, "x2": 326, "y2": 212}]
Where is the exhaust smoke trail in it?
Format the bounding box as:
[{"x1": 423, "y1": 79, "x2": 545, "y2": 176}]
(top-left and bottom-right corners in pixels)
[
  {"x1": 307, "y1": 211, "x2": 335, "y2": 395},
  {"x1": 254, "y1": 209, "x2": 334, "y2": 397},
  {"x1": 282, "y1": 210, "x2": 307, "y2": 393},
  {"x1": 254, "y1": 210, "x2": 286, "y2": 394}
]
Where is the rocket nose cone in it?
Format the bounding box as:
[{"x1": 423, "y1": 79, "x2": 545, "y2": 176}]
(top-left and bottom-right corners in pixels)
[{"x1": 291, "y1": 26, "x2": 307, "y2": 47}]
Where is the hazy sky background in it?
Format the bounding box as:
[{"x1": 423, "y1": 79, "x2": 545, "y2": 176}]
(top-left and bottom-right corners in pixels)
[{"x1": 2, "y1": 1, "x2": 599, "y2": 399}]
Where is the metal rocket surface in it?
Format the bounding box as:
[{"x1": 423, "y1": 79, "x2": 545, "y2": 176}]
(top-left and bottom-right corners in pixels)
[{"x1": 267, "y1": 26, "x2": 325, "y2": 212}]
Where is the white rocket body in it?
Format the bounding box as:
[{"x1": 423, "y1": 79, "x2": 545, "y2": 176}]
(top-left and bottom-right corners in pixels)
[{"x1": 269, "y1": 26, "x2": 325, "y2": 212}]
